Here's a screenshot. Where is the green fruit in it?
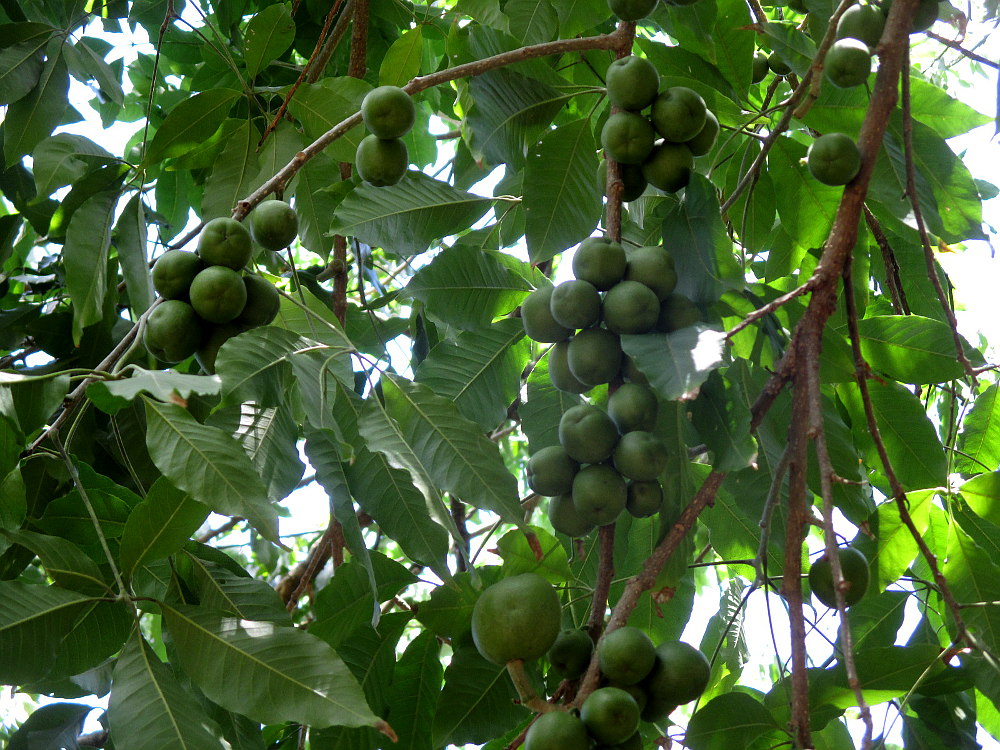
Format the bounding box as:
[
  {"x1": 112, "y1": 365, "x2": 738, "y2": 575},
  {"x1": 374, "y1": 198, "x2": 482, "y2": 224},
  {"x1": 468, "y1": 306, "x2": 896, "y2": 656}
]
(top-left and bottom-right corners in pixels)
[
  {"x1": 197, "y1": 217, "x2": 253, "y2": 270},
  {"x1": 641, "y1": 142, "x2": 693, "y2": 193},
  {"x1": 356, "y1": 135, "x2": 409, "y2": 186},
  {"x1": 572, "y1": 464, "x2": 627, "y2": 526},
  {"x1": 189, "y1": 266, "x2": 249, "y2": 324},
  {"x1": 808, "y1": 546, "x2": 870, "y2": 607},
  {"x1": 606, "y1": 56, "x2": 660, "y2": 111},
  {"x1": 622, "y1": 355, "x2": 649, "y2": 385},
  {"x1": 767, "y1": 50, "x2": 793, "y2": 76},
  {"x1": 601, "y1": 112, "x2": 656, "y2": 165},
  {"x1": 751, "y1": 51, "x2": 770, "y2": 83},
  {"x1": 642, "y1": 641, "x2": 711, "y2": 707},
  {"x1": 152, "y1": 249, "x2": 203, "y2": 300},
  {"x1": 624, "y1": 245, "x2": 677, "y2": 300},
  {"x1": 250, "y1": 199, "x2": 298, "y2": 251},
  {"x1": 882, "y1": 0, "x2": 939, "y2": 31},
  {"x1": 236, "y1": 275, "x2": 280, "y2": 328},
  {"x1": 626, "y1": 480, "x2": 663, "y2": 517},
  {"x1": 549, "y1": 341, "x2": 592, "y2": 394},
  {"x1": 608, "y1": 0, "x2": 658, "y2": 20},
  {"x1": 598, "y1": 626, "x2": 656, "y2": 685},
  {"x1": 549, "y1": 493, "x2": 596, "y2": 538},
  {"x1": 685, "y1": 109, "x2": 719, "y2": 157},
  {"x1": 573, "y1": 237, "x2": 627, "y2": 291},
  {"x1": 550, "y1": 280, "x2": 601, "y2": 330},
  {"x1": 547, "y1": 629, "x2": 594, "y2": 680},
  {"x1": 525, "y1": 711, "x2": 591, "y2": 750},
  {"x1": 824, "y1": 38, "x2": 872, "y2": 88},
  {"x1": 195, "y1": 321, "x2": 245, "y2": 373},
  {"x1": 837, "y1": 4, "x2": 885, "y2": 47},
  {"x1": 608, "y1": 383, "x2": 658, "y2": 433},
  {"x1": 613, "y1": 430, "x2": 668, "y2": 481},
  {"x1": 807, "y1": 132, "x2": 861, "y2": 186},
  {"x1": 471, "y1": 573, "x2": 562, "y2": 665},
  {"x1": 650, "y1": 87, "x2": 707, "y2": 143},
  {"x1": 568, "y1": 327, "x2": 623, "y2": 386},
  {"x1": 360, "y1": 85, "x2": 416, "y2": 139},
  {"x1": 559, "y1": 404, "x2": 620, "y2": 464},
  {"x1": 522, "y1": 286, "x2": 574, "y2": 343},
  {"x1": 144, "y1": 300, "x2": 203, "y2": 363},
  {"x1": 656, "y1": 294, "x2": 700, "y2": 332},
  {"x1": 599, "y1": 160, "x2": 648, "y2": 202},
  {"x1": 601, "y1": 280, "x2": 660, "y2": 334},
  {"x1": 580, "y1": 687, "x2": 641, "y2": 745},
  {"x1": 597, "y1": 731, "x2": 643, "y2": 750},
  {"x1": 527, "y1": 445, "x2": 580, "y2": 497}
]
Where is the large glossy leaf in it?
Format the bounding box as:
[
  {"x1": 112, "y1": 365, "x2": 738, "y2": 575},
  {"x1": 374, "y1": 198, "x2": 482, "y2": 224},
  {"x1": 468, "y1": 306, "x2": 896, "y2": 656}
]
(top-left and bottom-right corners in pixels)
[
  {"x1": 293, "y1": 153, "x2": 341, "y2": 260},
  {"x1": 386, "y1": 631, "x2": 443, "y2": 750},
  {"x1": 215, "y1": 326, "x2": 308, "y2": 407},
  {"x1": 163, "y1": 604, "x2": 378, "y2": 728},
  {"x1": 115, "y1": 194, "x2": 154, "y2": 318},
  {"x1": 621, "y1": 325, "x2": 726, "y2": 401},
  {"x1": 0, "y1": 370, "x2": 70, "y2": 435},
  {"x1": 855, "y1": 315, "x2": 980, "y2": 384},
  {"x1": 146, "y1": 88, "x2": 240, "y2": 164},
  {"x1": 1, "y1": 528, "x2": 109, "y2": 594},
  {"x1": 201, "y1": 119, "x2": 261, "y2": 219},
  {"x1": 873, "y1": 489, "x2": 933, "y2": 591},
  {"x1": 243, "y1": 2, "x2": 294, "y2": 78},
  {"x1": 687, "y1": 693, "x2": 781, "y2": 750},
  {"x1": 956, "y1": 385, "x2": 1000, "y2": 475},
  {"x1": 32, "y1": 133, "x2": 116, "y2": 198},
  {"x1": 287, "y1": 77, "x2": 370, "y2": 162},
  {"x1": 64, "y1": 188, "x2": 118, "y2": 343},
  {"x1": 379, "y1": 27, "x2": 423, "y2": 87},
  {"x1": 768, "y1": 137, "x2": 841, "y2": 251},
  {"x1": 182, "y1": 553, "x2": 290, "y2": 623},
  {"x1": 118, "y1": 477, "x2": 209, "y2": 578},
  {"x1": 0, "y1": 22, "x2": 53, "y2": 105},
  {"x1": 554, "y1": 0, "x2": 608, "y2": 35},
  {"x1": 7, "y1": 702, "x2": 93, "y2": 750},
  {"x1": 690, "y1": 369, "x2": 757, "y2": 472},
  {"x1": 3, "y1": 50, "x2": 68, "y2": 166},
  {"x1": 46, "y1": 598, "x2": 133, "y2": 678}
]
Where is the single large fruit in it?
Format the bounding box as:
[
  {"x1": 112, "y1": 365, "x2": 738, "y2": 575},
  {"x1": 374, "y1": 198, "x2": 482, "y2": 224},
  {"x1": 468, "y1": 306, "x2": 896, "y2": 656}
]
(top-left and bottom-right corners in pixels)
[
  {"x1": 608, "y1": 0, "x2": 658, "y2": 20},
  {"x1": 522, "y1": 286, "x2": 573, "y2": 343},
  {"x1": 624, "y1": 246, "x2": 677, "y2": 300},
  {"x1": 549, "y1": 493, "x2": 596, "y2": 538},
  {"x1": 559, "y1": 404, "x2": 620, "y2": 464},
  {"x1": 808, "y1": 546, "x2": 870, "y2": 608},
  {"x1": 608, "y1": 383, "x2": 658, "y2": 434},
  {"x1": 524, "y1": 711, "x2": 591, "y2": 750},
  {"x1": 599, "y1": 160, "x2": 648, "y2": 202},
  {"x1": 152, "y1": 249, "x2": 203, "y2": 300},
  {"x1": 685, "y1": 110, "x2": 719, "y2": 157},
  {"x1": 572, "y1": 464, "x2": 627, "y2": 526},
  {"x1": 550, "y1": 280, "x2": 601, "y2": 330},
  {"x1": 641, "y1": 142, "x2": 693, "y2": 193},
  {"x1": 807, "y1": 132, "x2": 861, "y2": 186},
  {"x1": 606, "y1": 56, "x2": 660, "y2": 111},
  {"x1": 601, "y1": 112, "x2": 656, "y2": 165},
  {"x1": 189, "y1": 266, "x2": 248, "y2": 324},
  {"x1": 882, "y1": 0, "x2": 939, "y2": 31},
  {"x1": 236, "y1": 275, "x2": 280, "y2": 328},
  {"x1": 613, "y1": 430, "x2": 669, "y2": 481},
  {"x1": 626, "y1": 480, "x2": 663, "y2": 518},
  {"x1": 824, "y1": 39, "x2": 872, "y2": 88},
  {"x1": 197, "y1": 217, "x2": 253, "y2": 270},
  {"x1": 837, "y1": 3, "x2": 885, "y2": 47},
  {"x1": 360, "y1": 85, "x2": 416, "y2": 139},
  {"x1": 568, "y1": 327, "x2": 623, "y2": 386},
  {"x1": 598, "y1": 626, "x2": 657, "y2": 685},
  {"x1": 144, "y1": 300, "x2": 203, "y2": 362},
  {"x1": 250, "y1": 199, "x2": 298, "y2": 251},
  {"x1": 656, "y1": 293, "x2": 700, "y2": 332},
  {"x1": 355, "y1": 135, "x2": 408, "y2": 186},
  {"x1": 195, "y1": 321, "x2": 245, "y2": 373},
  {"x1": 650, "y1": 87, "x2": 707, "y2": 143},
  {"x1": 642, "y1": 641, "x2": 711, "y2": 708},
  {"x1": 573, "y1": 237, "x2": 627, "y2": 291},
  {"x1": 601, "y1": 280, "x2": 660, "y2": 335},
  {"x1": 549, "y1": 341, "x2": 591, "y2": 394},
  {"x1": 547, "y1": 629, "x2": 594, "y2": 680},
  {"x1": 527, "y1": 445, "x2": 580, "y2": 497},
  {"x1": 581, "y1": 687, "x2": 641, "y2": 745},
  {"x1": 767, "y1": 50, "x2": 792, "y2": 76},
  {"x1": 471, "y1": 573, "x2": 561, "y2": 665},
  {"x1": 751, "y1": 51, "x2": 770, "y2": 83}
]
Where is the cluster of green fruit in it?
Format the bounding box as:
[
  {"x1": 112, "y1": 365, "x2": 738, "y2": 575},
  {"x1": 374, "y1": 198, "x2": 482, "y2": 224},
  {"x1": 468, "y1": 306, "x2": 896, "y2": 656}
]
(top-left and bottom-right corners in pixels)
[
  {"x1": 808, "y1": 546, "x2": 870, "y2": 608},
  {"x1": 355, "y1": 85, "x2": 416, "y2": 187},
  {"x1": 600, "y1": 55, "x2": 719, "y2": 196},
  {"x1": 529, "y1": 394, "x2": 669, "y2": 536},
  {"x1": 144, "y1": 200, "x2": 296, "y2": 371},
  {"x1": 521, "y1": 237, "x2": 698, "y2": 394}
]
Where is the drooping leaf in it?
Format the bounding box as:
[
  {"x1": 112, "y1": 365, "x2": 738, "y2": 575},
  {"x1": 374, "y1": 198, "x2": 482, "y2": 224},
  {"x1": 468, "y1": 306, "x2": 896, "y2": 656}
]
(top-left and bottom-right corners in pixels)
[
  {"x1": 88, "y1": 367, "x2": 222, "y2": 415},
  {"x1": 686, "y1": 692, "x2": 782, "y2": 750},
  {"x1": 690, "y1": 369, "x2": 757, "y2": 471},
  {"x1": 6, "y1": 702, "x2": 93, "y2": 750},
  {"x1": 182, "y1": 553, "x2": 290, "y2": 623},
  {"x1": 1, "y1": 528, "x2": 110, "y2": 594},
  {"x1": 201, "y1": 119, "x2": 261, "y2": 219},
  {"x1": 520, "y1": 354, "x2": 583, "y2": 452},
  {"x1": 496, "y1": 526, "x2": 571, "y2": 582},
  {"x1": 118, "y1": 477, "x2": 209, "y2": 577},
  {"x1": 115, "y1": 194, "x2": 154, "y2": 318},
  {"x1": 379, "y1": 27, "x2": 424, "y2": 87},
  {"x1": 386, "y1": 631, "x2": 443, "y2": 750},
  {"x1": 956, "y1": 384, "x2": 1000, "y2": 475},
  {"x1": 506, "y1": 0, "x2": 558, "y2": 45},
  {"x1": 768, "y1": 136, "x2": 841, "y2": 251},
  {"x1": 0, "y1": 22, "x2": 54, "y2": 105},
  {"x1": 145, "y1": 88, "x2": 241, "y2": 164},
  {"x1": 855, "y1": 314, "x2": 980, "y2": 384},
  {"x1": 243, "y1": 2, "x2": 295, "y2": 78},
  {"x1": 3, "y1": 49, "x2": 68, "y2": 166},
  {"x1": 64, "y1": 188, "x2": 119, "y2": 344},
  {"x1": 0, "y1": 370, "x2": 70, "y2": 435}
]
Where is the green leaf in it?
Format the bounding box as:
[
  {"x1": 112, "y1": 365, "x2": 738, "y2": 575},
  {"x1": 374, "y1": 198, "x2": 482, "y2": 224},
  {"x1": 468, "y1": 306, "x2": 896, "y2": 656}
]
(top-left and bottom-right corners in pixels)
[
  {"x1": 0, "y1": 22, "x2": 54, "y2": 105},
  {"x1": 7, "y1": 702, "x2": 93, "y2": 750},
  {"x1": 64, "y1": 188, "x2": 118, "y2": 344},
  {"x1": 330, "y1": 173, "x2": 493, "y2": 257},
  {"x1": 143, "y1": 399, "x2": 278, "y2": 541},
  {"x1": 687, "y1": 693, "x2": 781, "y2": 750},
  {"x1": 690, "y1": 369, "x2": 757, "y2": 471},
  {"x1": 768, "y1": 136, "x2": 841, "y2": 251},
  {"x1": 524, "y1": 119, "x2": 600, "y2": 263},
  {"x1": 46, "y1": 598, "x2": 133, "y2": 678},
  {"x1": 496, "y1": 526, "x2": 571, "y2": 582},
  {"x1": 65, "y1": 37, "x2": 124, "y2": 107},
  {"x1": 37, "y1": 460, "x2": 141, "y2": 545},
  {"x1": 506, "y1": 0, "x2": 557, "y2": 46},
  {"x1": 1, "y1": 528, "x2": 110, "y2": 594},
  {"x1": 386, "y1": 631, "x2": 443, "y2": 750},
  {"x1": 288, "y1": 77, "x2": 370, "y2": 162},
  {"x1": 3, "y1": 49, "x2": 68, "y2": 166},
  {"x1": 553, "y1": 0, "x2": 608, "y2": 35},
  {"x1": 906, "y1": 76, "x2": 993, "y2": 139},
  {"x1": 243, "y1": 2, "x2": 294, "y2": 78},
  {"x1": 201, "y1": 119, "x2": 261, "y2": 220},
  {"x1": 455, "y1": 0, "x2": 509, "y2": 31},
  {"x1": 956, "y1": 385, "x2": 1000, "y2": 474},
  {"x1": 847, "y1": 591, "x2": 909, "y2": 651},
  {"x1": 380, "y1": 27, "x2": 423, "y2": 86},
  {"x1": 293, "y1": 153, "x2": 340, "y2": 260},
  {"x1": 759, "y1": 21, "x2": 816, "y2": 77},
  {"x1": 621, "y1": 325, "x2": 726, "y2": 401},
  {"x1": 215, "y1": 326, "x2": 309, "y2": 407},
  {"x1": 115, "y1": 194, "x2": 154, "y2": 318},
  {"x1": 118, "y1": 477, "x2": 209, "y2": 578},
  {"x1": 855, "y1": 315, "x2": 980, "y2": 384},
  {"x1": 163, "y1": 603, "x2": 378, "y2": 728},
  {"x1": 0, "y1": 370, "x2": 69, "y2": 435},
  {"x1": 183, "y1": 553, "x2": 290, "y2": 623},
  {"x1": 712, "y1": 0, "x2": 754, "y2": 96},
  {"x1": 109, "y1": 630, "x2": 229, "y2": 750},
  {"x1": 88, "y1": 367, "x2": 222, "y2": 415},
  {"x1": 146, "y1": 88, "x2": 241, "y2": 164},
  {"x1": 873, "y1": 489, "x2": 933, "y2": 591},
  {"x1": 0, "y1": 468, "x2": 26, "y2": 557}
]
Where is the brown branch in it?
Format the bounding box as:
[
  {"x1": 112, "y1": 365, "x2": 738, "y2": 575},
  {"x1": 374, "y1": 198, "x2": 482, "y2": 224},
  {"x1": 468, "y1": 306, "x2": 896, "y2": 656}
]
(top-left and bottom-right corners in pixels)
[
  {"x1": 279, "y1": 521, "x2": 345, "y2": 609},
  {"x1": 196, "y1": 517, "x2": 242, "y2": 543},
  {"x1": 863, "y1": 205, "x2": 909, "y2": 314},
  {"x1": 925, "y1": 30, "x2": 1000, "y2": 68},
  {"x1": 307, "y1": 0, "x2": 356, "y2": 84},
  {"x1": 726, "y1": 280, "x2": 813, "y2": 339},
  {"x1": 793, "y1": 0, "x2": 860, "y2": 119},
  {"x1": 586, "y1": 524, "x2": 616, "y2": 642},
  {"x1": 603, "y1": 21, "x2": 637, "y2": 243}
]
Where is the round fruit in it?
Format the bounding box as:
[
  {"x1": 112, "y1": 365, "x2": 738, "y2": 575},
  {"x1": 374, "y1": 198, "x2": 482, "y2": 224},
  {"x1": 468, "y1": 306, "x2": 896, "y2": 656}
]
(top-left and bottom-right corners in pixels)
[
  {"x1": 195, "y1": 321, "x2": 245, "y2": 373},
  {"x1": 559, "y1": 404, "x2": 620, "y2": 464},
  {"x1": 627, "y1": 480, "x2": 664, "y2": 517},
  {"x1": 360, "y1": 85, "x2": 416, "y2": 139},
  {"x1": 189, "y1": 265, "x2": 249, "y2": 324},
  {"x1": 767, "y1": 50, "x2": 792, "y2": 76},
  {"x1": 601, "y1": 112, "x2": 656, "y2": 165},
  {"x1": 547, "y1": 629, "x2": 594, "y2": 680},
  {"x1": 522, "y1": 286, "x2": 573, "y2": 343},
  {"x1": 608, "y1": 383, "x2": 658, "y2": 433},
  {"x1": 824, "y1": 38, "x2": 872, "y2": 88},
  {"x1": 572, "y1": 464, "x2": 627, "y2": 526},
  {"x1": 751, "y1": 51, "x2": 770, "y2": 83},
  {"x1": 606, "y1": 56, "x2": 660, "y2": 111},
  {"x1": 197, "y1": 217, "x2": 253, "y2": 270},
  {"x1": 549, "y1": 341, "x2": 591, "y2": 394},
  {"x1": 143, "y1": 300, "x2": 203, "y2": 363},
  {"x1": 236, "y1": 275, "x2": 280, "y2": 328},
  {"x1": 550, "y1": 280, "x2": 601, "y2": 330},
  {"x1": 656, "y1": 293, "x2": 700, "y2": 332},
  {"x1": 573, "y1": 237, "x2": 627, "y2": 291},
  {"x1": 250, "y1": 199, "x2": 298, "y2": 251},
  {"x1": 650, "y1": 87, "x2": 707, "y2": 143},
  {"x1": 641, "y1": 142, "x2": 693, "y2": 193},
  {"x1": 643, "y1": 641, "x2": 711, "y2": 707},
  {"x1": 882, "y1": 0, "x2": 939, "y2": 31},
  {"x1": 613, "y1": 430, "x2": 669, "y2": 481},
  {"x1": 549, "y1": 493, "x2": 597, "y2": 538},
  {"x1": 624, "y1": 245, "x2": 677, "y2": 300},
  {"x1": 471, "y1": 573, "x2": 562, "y2": 665},
  {"x1": 837, "y1": 4, "x2": 885, "y2": 47},
  {"x1": 599, "y1": 160, "x2": 648, "y2": 202},
  {"x1": 527, "y1": 445, "x2": 580, "y2": 497},
  {"x1": 580, "y1": 687, "x2": 641, "y2": 745},
  {"x1": 525, "y1": 711, "x2": 591, "y2": 750},
  {"x1": 601, "y1": 280, "x2": 660, "y2": 334},
  {"x1": 568, "y1": 327, "x2": 623, "y2": 386},
  {"x1": 355, "y1": 135, "x2": 409, "y2": 186},
  {"x1": 598, "y1": 626, "x2": 656, "y2": 685},
  {"x1": 622, "y1": 355, "x2": 649, "y2": 385},
  {"x1": 685, "y1": 109, "x2": 719, "y2": 157},
  {"x1": 152, "y1": 249, "x2": 203, "y2": 300},
  {"x1": 608, "y1": 0, "x2": 658, "y2": 20},
  {"x1": 808, "y1": 546, "x2": 870, "y2": 608},
  {"x1": 807, "y1": 132, "x2": 861, "y2": 186}
]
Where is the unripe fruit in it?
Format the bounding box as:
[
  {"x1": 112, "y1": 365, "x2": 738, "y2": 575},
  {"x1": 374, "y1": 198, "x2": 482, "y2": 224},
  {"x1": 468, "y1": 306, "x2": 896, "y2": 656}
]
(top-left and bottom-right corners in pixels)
[
  {"x1": 549, "y1": 341, "x2": 591, "y2": 394},
  {"x1": 471, "y1": 573, "x2": 562, "y2": 665},
  {"x1": 144, "y1": 300, "x2": 203, "y2": 363},
  {"x1": 601, "y1": 112, "x2": 656, "y2": 165},
  {"x1": 613, "y1": 430, "x2": 669, "y2": 481},
  {"x1": 806, "y1": 132, "x2": 861, "y2": 186},
  {"x1": 550, "y1": 280, "x2": 601, "y2": 330},
  {"x1": 601, "y1": 280, "x2": 660, "y2": 335},
  {"x1": 235, "y1": 274, "x2": 280, "y2": 328},
  {"x1": 197, "y1": 217, "x2": 253, "y2": 270},
  {"x1": 527, "y1": 445, "x2": 580, "y2": 497},
  {"x1": 573, "y1": 237, "x2": 627, "y2": 291},
  {"x1": 152, "y1": 249, "x2": 203, "y2": 300},
  {"x1": 622, "y1": 355, "x2": 649, "y2": 385},
  {"x1": 581, "y1": 687, "x2": 641, "y2": 745},
  {"x1": 642, "y1": 641, "x2": 711, "y2": 707},
  {"x1": 355, "y1": 135, "x2": 408, "y2": 186},
  {"x1": 624, "y1": 245, "x2": 677, "y2": 300},
  {"x1": 599, "y1": 160, "x2": 648, "y2": 202},
  {"x1": 641, "y1": 142, "x2": 693, "y2": 193},
  {"x1": 626, "y1": 480, "x2": 663, "y2": 517},
  {"x1": 608, "y1": 383, "x2": 659, "y2": 433},
  {"x1": 549, "y1": 493, "x2": 596, "y2": 538},
  {"x1": 656, "y1": 294, "x2": 700, "y2": 332},
  {"x1": 568, "y1": 327, "x2": 623, "y2": 386},
  {"x1": 824, "y1": 39, "x2": 872, "y2": 88},
  {"x1": 608, "y1": 0, "x2": 658, "y2": 21},
  {"x1": 360, "y1": 85, "x2": 416, "y2": 139},
  {"x1": 196, "y1": 321, "x2": 245, "y2": 374},
  {"x1": 650, "y1": 87, "x2": 707, "y2": 143},
  {"x1": 808, "y1": 546, "x2": 870, "y2": 607},
  {"x1": 559, "y1": 404, "x2": 619, "y2": 464},
  {"x1": 522, "y1": 286, "x2": 573, "y2": 343},
  {"x1": 572, "y1": 464, "x2": 627, "y2": 526},
  {"x1": 189, "y1": 266, "x2": 249, "y2": 324},
  {"x1": 837, "y1": 4, "x2": 885, "y2": 47},
  {"x1": 882, "y1": 0, "x2": 939, "y2": 31},
  {"x1": 250, "y1": 199, "x2": 298, "y2": 251},
  {"x1": 685, "y1": 109, "x2": 719, "y2": 157},
  {"x1": 606, "y1": 56, "x2": 660, "y2": 111},
  {"x1": 525, "y1": 711, "x2": 591, "y2": 750},
  {"x1": 598, "y1": 626, "x2": 656, "y2": 685},
  {"x1": 767, "y1": 50, "x2": 792, "y2": 76},
  {"x1": 751, "y1": 51, "x2": 770, "y2": 83},
  {"x1": 547, "y1": 628, "x2": 594, "y2": 680}
]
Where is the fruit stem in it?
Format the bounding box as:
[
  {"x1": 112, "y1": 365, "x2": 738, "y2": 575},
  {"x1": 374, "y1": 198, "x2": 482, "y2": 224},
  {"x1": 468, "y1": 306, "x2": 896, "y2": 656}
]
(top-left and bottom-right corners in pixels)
[{"x1": 506, "y1": 660, "x2": 557, "y2": 713}]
